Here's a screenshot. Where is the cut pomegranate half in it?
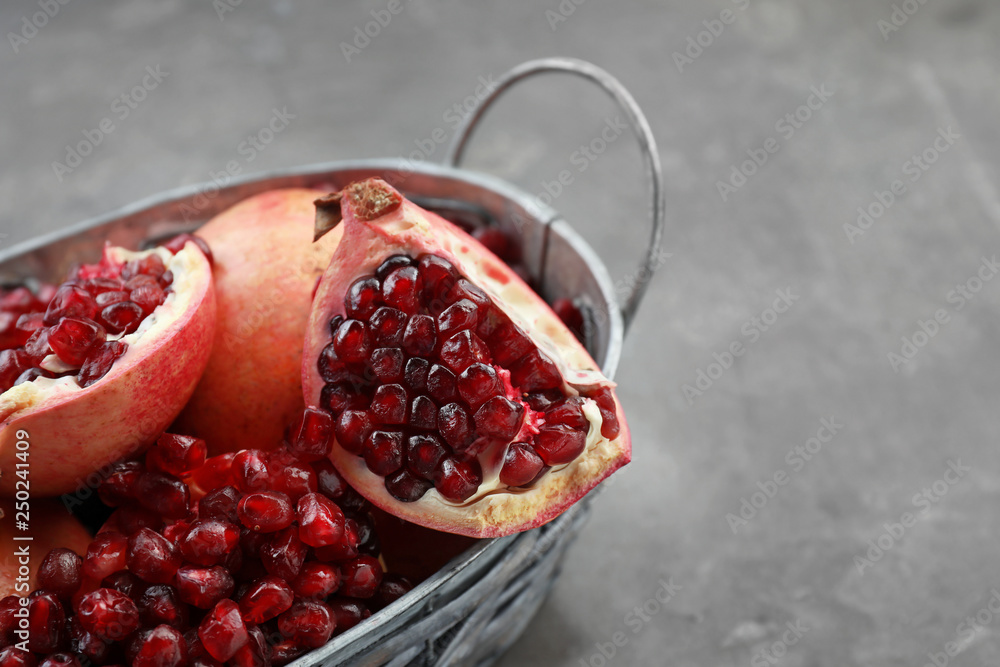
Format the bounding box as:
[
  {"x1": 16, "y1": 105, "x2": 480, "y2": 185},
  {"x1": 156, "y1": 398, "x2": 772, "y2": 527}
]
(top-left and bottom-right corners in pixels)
[
  {"x1": 0, "y1": 240, "x2": 216, "y2": 496},
  {"x1": 302, "y1": 179, "x2": 630, "y2": 538}
]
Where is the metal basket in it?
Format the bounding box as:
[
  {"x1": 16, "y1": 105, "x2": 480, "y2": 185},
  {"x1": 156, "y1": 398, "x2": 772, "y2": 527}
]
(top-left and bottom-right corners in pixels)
[{"x1": 0, "y1": 58, "x2": 664, "y2": 666}]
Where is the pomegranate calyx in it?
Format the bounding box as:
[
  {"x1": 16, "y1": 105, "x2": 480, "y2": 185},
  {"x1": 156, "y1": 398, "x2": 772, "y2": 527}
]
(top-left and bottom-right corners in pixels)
[{"x1": 313, "y1": 192, "x2": 343, "y2": 242}]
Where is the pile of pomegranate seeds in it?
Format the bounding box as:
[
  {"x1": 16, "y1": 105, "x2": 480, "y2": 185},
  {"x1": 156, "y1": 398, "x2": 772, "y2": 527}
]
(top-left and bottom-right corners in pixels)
[
  {"x1": 318, "y1": 253, "x2": 620, "y2": 504},
  {"x1": 0, "y1": 235, "x2": 210, "y2": 394},
  {"x1": 0, "y1": 419, "x2": 412, "y2": 666}
]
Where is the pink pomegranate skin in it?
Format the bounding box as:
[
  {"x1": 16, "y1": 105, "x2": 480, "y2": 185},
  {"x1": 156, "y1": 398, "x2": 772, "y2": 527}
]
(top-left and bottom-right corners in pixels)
[
  {"x1": 0, "y1": 499, "x2": 91, "y2": 597},
  {"x1": 0, "y1": 243, "x2": 216, "y2": 497},
  {"x1": 302, "y1": 179, "x2": 631, "y2": 538},
  {"x1": 175, "y1": 189, "x2": 344, "y2": 455}
]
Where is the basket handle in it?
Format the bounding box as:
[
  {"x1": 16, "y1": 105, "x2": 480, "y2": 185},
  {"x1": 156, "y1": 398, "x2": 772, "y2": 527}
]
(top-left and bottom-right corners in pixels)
[{"x1": 445, "y1": 57, "x2": 665, "y2": 333}]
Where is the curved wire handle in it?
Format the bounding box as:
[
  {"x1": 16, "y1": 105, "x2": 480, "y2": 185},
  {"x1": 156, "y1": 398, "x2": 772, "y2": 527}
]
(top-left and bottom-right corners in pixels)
[{"x1": 445, "y1": 57, "x2": 665, "y2": 332}]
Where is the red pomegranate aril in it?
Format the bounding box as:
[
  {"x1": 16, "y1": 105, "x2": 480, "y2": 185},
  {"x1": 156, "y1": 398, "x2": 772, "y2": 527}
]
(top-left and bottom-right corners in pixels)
[
  {"x1": 260, "y1": 527, "x2": 308, "y2": 582},
  {"x1": 133, "y1": 624, "x2": 187, "y2": 667},
  {"x1": 334, "y1": 410, "x2": 373, "y2": 455},
  {"x1": 375, "y1": 254, "x2": 414, "y2": 280},
  {"x1": 238, "y1": 491, "x2": 294, "y2": 533},
  {"x1": 410, "y1": 395, "x2": 437, "y2": 430},
  {"x1": 401, "y1": 314, "x2": 436, "y2": 356},
  {"x1": 457, "y1": 362, "x2": 500, "y2": 410},
  {"x1": 113, "y1": 504, "x2": 164, "y2": 535},
  {"x1": 417, "y1": 254, "x2": 457, "y2": 296},
  {"x1": 231, "y1": 625, "x2": 268, "y2": 667},
  {"x1": 0, "y1": 350, "x2": 28, "y2": 392},
  {"x1": 14, "y1": 368, "x2": 55, "y2": 386},
  {"x1": 447, "y1": 279, "x2": 490, "y2": 312},
  {"x1": 128, "y1": 528, "x2": 182, "y2": 584},
  {"x1": 534, "y1": 424, "x2": 588, "y2": 465},
  {"x1": 313, "y1": 459, "x2": 348, "y2": 500},
  {"x1": 68, "y1": 617, "x2": 110, "y2": 664},
  {"x1": 382, "y1": 265, "x2": 421, "y2": 315},
  {"x1": 370, "y1": 347, "x2": 405, "y2": 383},
  {"x1": 332, "y1": 319, "x2": 372, "y2": 365},
  {"x1": 472, "y1": 226, "x2": 511, "y2": 259},
  {"x1": 231, "y1": 450, "x2": 270, "y2": 494},
  {"x1": 474, "y1": 396, "x2": 525, "y2": 441},
  {"x1": 328, "y1": 600, "x2": 370, "y2": 632},
  {"x1": 499, "y1": 443, "x2": 546, "y2": 487},
  {"x1": 585, "y1": 385, "x2": 621, "y2": 439},
  {"x1": 434, "y1": 457, "x2": 482, "y2": 502},
  {"x1": 76, "y1": 588, "x2": 139, "y2": 641},
  {"x1": 426, "y1": 364, "x2": 457, "y2": 403},
  {"x1": 546, "y1": 397, "x2": 589, "y2": 430},
  {"x1": 288, "y1": 407, "x2": 334, "y2": 461},
  {"x1": 438, "y1": 299, "x2": 478, "y2": 339},
  {"x1": 353, "y1": 513, "x2": 380, "y2": 556},
  {"x1": 297, "y1": 492, "x2": 346, "y2": 547},
  {"x1": 0, "y1": 646, "x2": 36, "y2": 667},
  {"x1": 137, "y1": 585, "x2": 189, "y2": 630},
  {"x1": 272, "y1": 459, "x2": 318, "y2": 501},
  {"x1": 368, "y1": 307, "x2": 407, "y2": 346},
  {"x1": 439, "y1": 330, "x2": 490, "y2": 373},
  {"x1": 14, "y1": 311, "x2": 45, "y2": 334},
  {"x1": 23, "y1": 330, "x2": 51, "y2": 361},
  {"x1": 136, "y1": 472, "x2": 191, "y2": 520},
  {"x1": 292, "y1": 562, "x2": 340, "y2": 601},
  {"x1": 370, "y1": 384, "x2": 408, "y2": 424},
  {"x1": 198, "y1": 599, "x2": 248, "y2": 662},
  {"x1": 403, "y1": 356, "x2": 430, "y2": 391},
  {"x1": 122, "y1": 254, "x2": 166, "y2": 281},
  {"x1": 340, "y1": 555, "x2": 383, "y2": 598},
  {"x1": 77, "y1": 339, "x2": 128, "y2": 388},
  {"x1": 375, "y1": 574, "x2": 414, "y2": 610},
  {"x1": 27, "y1": 592, "x2": 65, "y2": 653},
  {"x1": 344, "y1": 277, "x2": 382, "y2": 320},
  {"x1": 37, "y1": 655, "x2": 78, "y2": 667},
  {"x1": 321, "y1": 381, "x2": 367, "y2": 416},
  {"x1": 176, "y1": 566, "x2": 234, "y2": 609},
  {"x1": 43, "y1": 285, "x2": 98, "y2": 325},
  {"x1": 313, "y1": 519, "x2": 359, "y2": 563},
  {"x1": 510, "y1": 349, "x2": 562, "y2": 392},
  {"x1": 148, "y1": 433, "x2": 208, "y2": 476},
  {"x1": 363, "y1": 430, "x2": 404, "y2": 475},
  {"x1": 100, "y1": 301, "x2": 144, "y2": 334},
  {"x1": 489, "y1": 321, "x2": 534, "y2": 367},
  {"x1": 36, "y1": 548, "x2": 83, "y2": 600},
  {"x1": 83, "y1": 531, "x2": 129, "y2": 581},
  {"x1": 181, "y1": 519, "x2": 240, "y2": 566},
  {"x1": 276, "y1": 601, "x2": 336, "y2": 649},
  {"x1": 0, "y1": 286, "x2": 41, "y2": 312},
  {"x1": 386, "y1": 468, "x2": 433, "y2": 502},
  {"x1": 407, "y1": 434, "x2": 447, "y2": 479},
  {"x1": 162, "y1": 233, "x2": 213, "y2": 265},
  {"x1": 238, "y1": 576, "x2": 293, "y2": 623},
  {"x1": 0, "y1": 595, "x2": 22, "y2": 640},
  {"x1": 198, "y1": 485, "x2": 241, "y2": 523},
  {"x1": 47, "y1": 317, "x2": 106, "y2": 366},
  {"x1": 271, "y1": 641, "x2": 304, "y2": 665},
  {"x1": 437, "y1": 403, "x2": 474, "y2": 450},
  {"x1": 318, "y1": 342, "x2": 359, "y2": 384},
  {"x1": 102, "y1": 570, "x2": 147, "y2": 601}
]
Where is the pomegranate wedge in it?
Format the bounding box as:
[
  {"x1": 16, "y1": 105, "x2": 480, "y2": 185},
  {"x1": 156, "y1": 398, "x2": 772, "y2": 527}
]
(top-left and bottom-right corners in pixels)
[
  {"x1": 302, "y1": 179, "x2": 630, "y2": 538},
  {"x1": 0, "y1": 240, "x2": 216, "y2": 496}
]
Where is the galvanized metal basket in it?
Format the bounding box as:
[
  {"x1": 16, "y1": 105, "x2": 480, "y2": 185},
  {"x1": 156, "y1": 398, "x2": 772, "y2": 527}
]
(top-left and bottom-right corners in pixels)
[{"x1": 0, "y1": 58, "x2": 664, "y2": 666}]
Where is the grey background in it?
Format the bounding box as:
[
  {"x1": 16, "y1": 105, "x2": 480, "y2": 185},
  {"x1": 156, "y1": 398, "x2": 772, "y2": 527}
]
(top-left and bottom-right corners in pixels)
[{"x1": 3, "y1": 1, "x2": 1000, "y2": 665}]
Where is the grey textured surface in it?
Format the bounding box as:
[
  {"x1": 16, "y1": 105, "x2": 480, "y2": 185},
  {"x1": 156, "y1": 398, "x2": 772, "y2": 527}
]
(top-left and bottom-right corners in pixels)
[{"x1": 3, "y1": 1, "x2": 1000, "y2": 665}]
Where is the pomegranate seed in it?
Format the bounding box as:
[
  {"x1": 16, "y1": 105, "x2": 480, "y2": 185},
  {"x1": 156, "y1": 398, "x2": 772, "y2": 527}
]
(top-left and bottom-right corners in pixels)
[
  {"x1": 270, "y1": 641, "x2": 304, "y2": 665},
  {"x1": 292, "y1": 562, "x2": 340, "y2": 601},
  {"x1": 100, "y1": 301, "x2": 144, "y2": 334},
  {"x1": 43, "y1": 285, "x2": 97, "y2": 325},
  {"x1": 27, "y1": 592, "x2": 65, "y2": 653},
  {"x1": 272, "y1": 458, "x2": 318, "y2": 501},
  {"x1": 297, "y1": 493, "x2": 346, "y2": 547},
  {"x1": 276, "y1": 601, "x2": 336, "y2": 649},
  {"x1": 368, "y1": 307, "x2": 407, "y2": 346},
  {"x1": 375, "y1": 574, "x2": 414, "y2": 610},
  {"x1": 180, "y1": 519, "x2": 240, "y2": 567},
  {"x1": 370, "y1": 384, "x2": 408, "y2": 424},
  {"x1": 288, "y1": 407, "x2": 334, "y2": 461},
  {"x1": 499, "y1": 443, "x2": 546, "y2": 487},
  {"x1": 137, "y1": 585, "x2": 189, "y2": 629},
  {"x1": 586, "y1": 385, "x2": 621, "y2": 439},
  {"x1": 402, "y1": 314, "x2": 436, "y2": 356},
  {"x1": 339, "y1": 555, "x2": 383, "y2": 598},
  {"x1": 510, "y1": 349, "x2": 562, "y2": 392},
  {"x1": 457, "y1": 362, "x2": 500, "y2": 410},
  {"x1": 238, "y1": 491, "x2": 294, "y2": 533},
  {"x1": 0, "y1": 286, "x2": 41, "y2": 312},
  {"x1": 417, "y1": 254, "x2": 457, "y2": 295},
  {"x1": 322, "y1": 381, "x2": 367, "y2": 415},
  {"x1": 176, "y1": 566, "x2": 234, "y2": 609},
  {"x1": 198, "y1": 599, "x2": 248, "y2": 662},
  {"x1": 545, "y1": 397, "x2": 589, "y2": 430},
  {"x1": 198, "y1": 485, "x2": 241, "y2": 523},
  {"x1": 403, "y1": 356, "x2": 430, "y2": 391},
  {"x1": 14, "y1": 367, "x2": 54, "y2": 385},
  {"x1": 162, "y1": 233, "x2": 213, "y2": 265},
  {"x1": 313, "y1": 459, "x2": 348, "y2": 499},
  {"x1": 426, "y1": 364, "x2": 457, "y2": 403},
  {"x1": 77, "y1": 339, "x2": 128, "y2": 387},
  {"x1": 334, "y1": 410, "x2": 373, "y2": 455},
  {"x1": 122, "y1": 254, "x2": 166, "y2": 280},
  {"x1": 534, "y1": 424, "x2": 588, "y2": 465},
  {"x1": 190, "y1": 454, "x2": 235, "y2": 494},
  {"x1": 95, "y1": 289, "x2": 129, "y2": 307},
  {"x1": 375, "y1": 254, "x2": 413, "y2": 280},
  {"x1": 437, "y1": 403, "x2": 474, "y2": 450},
  {"x1": 76, "y1": 588, "x2": 139, "y2": 642},
  {"x1": 353, "y1": 513, "x2": 381, "y2": 556},
  {"x1": 14, "y1": 311, "x2": 44, "y2": 334},
  {"x1": 332, "y1": 319, "x2": 371, "y2": 364},
  {"x1": 345, "y1": 277, "x2": 382, "y2": 319},
  {"x1": 133, "y1": 624, "x2": 188, "y2": 667},
  {"x1": 36, "y1": 548, "x2": 82, "y2": 600},
  {"x1": 231, "y1": 450, "x2": 271, "y2": 493},
  {"x1": 446, "y1": 279, "x2": 490, "y2": 312},
  {"x1": 474, "y1": 396, "x2": 525, "y2": 440},
  {"x1": 47, "y1": 317, "x2": 106, "y2": 366},
  {"x1": 127, "y1": 528, "x2": 182, "y2": 584},
  {"x1": 473, "y1": 226, "x2": 511, "y2": 258},
  {"x1": 0, "y1": 647, "x2": 36, "y2": 666},
  {"x1": 410, "y1": 395, "x2": 437, "y2": 430},
  {"x1": 102, "y1": 570, "x2": 147, "y2": 600},
  {"x1": 23, "y1": 329, "x2": 51, "y2": 361},
  {"x1": 231, "y1": 625, "x2": 269, "y2": 667},
  {"x1": 363, "y1": 430, "x2": 404, "y2": 475},
  {"x1": 407, "y1": 434, "x2": 447, "y2": 479},
  {"x1": 489, "y1": 321, "x2": 533, "y2": 367},
  {"x1": 0, "y1": 595, "x2": 22, "y2": 642},
  {"x1": 370, "y1": 347, "x2": 405, "y2": 383},
  {"x1": 260, "y1": 527, "x2": 308, "y2": 582},
  {"x1": 386, "y1": 468, "x2": 432, "y2": 502},
  {"x1": 238, "y1": 576, "x2": 293, "y2": 623},
  {"x1": 382, "y1": 266, "x2": 421, "y2": 314},
  {"x1": 148, "y1": 433, "x2": 208, "y2": 476},
  {"x1": 438, "y1": 299, "x2": 478, "y2": 339},
  {"x1": 83, "y1": 531, "x2": 129, "y2": 581},
  {"x1": 0, "y1": 350, "x2": 29, "y2": 392},
  {"x1": 328, "y1": 599, "x2": 370, "y2": 632},
  {"x1": 313, "y1": 519, "x2": 360, "y2": 563},
  {"x1": 435, "y1": 457, "x2": 482, "y2": 502},
  {"x1": 113, "y1": 504, "x2": 164, "y2": 535},
  {"x1": 67, "y1": 616, "x2": 110, "y2": 663},
  {"x1": 439, "y1": 330, "x2": 490, "y2": 373},
  {"x1": 38, "y1": 655, "x2": 78, "y2": 667},
  {"x1": 318, "y1": 342, "x2": 350, "y2": 383},
  {"x1": 136, "y1": 472, "x2": 191, "y2": 519}
]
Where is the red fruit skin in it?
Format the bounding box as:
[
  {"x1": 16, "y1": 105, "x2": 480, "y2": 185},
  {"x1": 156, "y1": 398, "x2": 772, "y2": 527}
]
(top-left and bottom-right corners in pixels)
[
  {"x1": 174, "y1": 189, "x2": 344, "y2": 455},
  {"x1": 302, "y1": 179, "x2": 631, "y2": 538},
  {"x1": 0, "y1": 244, "x2": 216, "y2": 496}
]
